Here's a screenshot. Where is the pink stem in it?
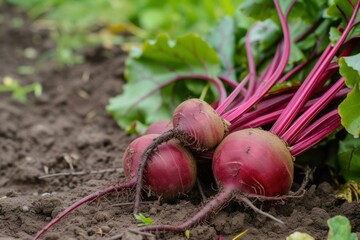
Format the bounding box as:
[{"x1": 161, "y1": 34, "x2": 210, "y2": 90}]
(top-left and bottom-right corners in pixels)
[
  {"x1": 290, "y1": 110, "x2": 341, "y2": 156},
  {"x1": 34, "y1": 180, "x2": 136, "y2": 240},
  {"x1": 291, "y1": 88, "x2": 349, "y2": 143},
  {"x1": 232, "y1": 96, "x2": 317, "y2": 131},
  {"x1": 233, "y1": 109, "x2": 282, "y2": 130},
  {"x1": 244, "y1": 24, "x2": 258, "y2": 100},
  {"x1": 257, "y1": 44, "x2": 282, "y2": 87},
  {"x1": 277, "y1": 55, "x2": 316, "y2": 83},
  {"x1": 216, "y1": 75, "x2": 250, "y2": 115},
  {"x1": 136, "y1": 188, "x2": 233, "y2": 233},
  {"x1": 218, "y1": 75, "x2": 238, "y2": 88},
  {"x1": 171, "y1": 74, "x2": 227, "y2": 104},
  {"x1": 282, "y1": 77, "x2": 345, "y2": 144},
  {"x1": 270, "y1": 1, "x2": 360, "y2": 136},
  {"x1": 222, "y1": 0, "x2": 291, "y2": 122},
  {"x1": 229, "y1": 93, "x2": 294, "y2": 130}
]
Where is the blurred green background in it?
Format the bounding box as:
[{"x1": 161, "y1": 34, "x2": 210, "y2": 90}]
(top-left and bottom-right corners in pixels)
[{"x1": 2, "y1": 0, "x2": 243, "y2": 65}]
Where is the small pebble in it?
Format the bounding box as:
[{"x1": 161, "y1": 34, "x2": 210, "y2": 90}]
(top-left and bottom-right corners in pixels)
[
  {"x1": 21, "y1": 206, "x2": 29, "y2": 212},
  {"x1": 101, "y1": 225, "x2": 111, "y2": 233},
  {"x1": 94, "y1": 211, "x2": 110, "y2": 222}
]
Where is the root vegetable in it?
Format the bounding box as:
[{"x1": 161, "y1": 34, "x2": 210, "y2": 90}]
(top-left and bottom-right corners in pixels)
[
  {"x1": 172, "y1": 98, "x2": 229, "y2": 151},
  {"x1": 124, "y1": 134, "x2": 197, "y2": 199},
  {"x1": 34, "y1": 134, "x2": 197, "y2": 239},
  {"x1": 144, "y1": 120, "x2": 173, "y2": 135},
  {"x1": 135, "y1": 128, "x2": 294, "y2": 233},
  {"x1": 213, "y1": 128, "x2": 294, "y2": 196},
  {"x1": 134, "y1": 98, "x2": 228, "y2": 212}
]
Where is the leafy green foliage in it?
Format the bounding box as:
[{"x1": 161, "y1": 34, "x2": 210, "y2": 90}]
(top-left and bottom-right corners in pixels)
[
  {"x1": 324, "y1": 0, "x2": 359, "y2": 21},
  {"x1": 134, "y1": 213, "x2": 153, "y2": 227},
  {"x1": 232, "y1": 0, "x2": 328, "y2": 78},
  {"x1": 329, "y1": 27, "x2": 342, "y2": 46},
  {"x1": 325, "y1": 0, "x2": 360, "y2": 43},
  {"x1": 339, "y1": 54, "x2": 360, "y2": 138},
  {"x1": 327, "y1": 215, "x2": 358, "y2": 240},
  {"x1": 338, "y1": 134, "x2": 360, "y2": 181},
  {"x1": 206, "y1": 16, "x2": 236, "y2": 79},
  {"x1": 0, "y1": 76, "x2": 42, "y2": 103},
  {"x1": 107, "y1": 34, "x2": 221, "y2": 133},
  {"x1": 107, "y1": 0, "x2": 342, "y2": 133}
]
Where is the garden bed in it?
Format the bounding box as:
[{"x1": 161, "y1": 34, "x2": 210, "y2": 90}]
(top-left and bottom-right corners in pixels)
[{"x1": 0, "y1": 5, "x2": 359, "y2": 240}]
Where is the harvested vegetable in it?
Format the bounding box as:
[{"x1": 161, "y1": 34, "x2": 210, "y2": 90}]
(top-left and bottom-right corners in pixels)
[
  {"x1": 34, "y1": 0, "x2": 360, "y2": 238},
  {"x1": 34, "y1": 134, "x2": 197, "y2": 239}
]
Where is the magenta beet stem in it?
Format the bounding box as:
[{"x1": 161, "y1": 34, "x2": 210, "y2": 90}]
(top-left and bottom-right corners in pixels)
[
  {"x1": 216, "y1": 75, "x2": 250, "y2": 115},
  {"x1": 281, "y1": 77, "x2": 345, "y2": 144},
  {"x1": 270, "y1": 1, "x2": 360, "y2": 136},
  {"x1": 136, "y1": 188, "x2": 233, "y2": 233},
  {"x1": 244, "y1": 24, "x2": 258, "y2": 101},
  {"x1": 223, "y1": 0, "x2": 291, "y2": 122},
  {"x1": 34, "y1": 180, "x2": 136, "y2": 240},
  {"x1": 290, "y1": 109, "x2": 341, "y2": 156}
]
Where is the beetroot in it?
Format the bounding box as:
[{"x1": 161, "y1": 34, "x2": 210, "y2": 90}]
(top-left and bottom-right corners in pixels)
[
  {"x1": 134, "y1": 98, "x2": 228, "y2": 212},
  {"x1": 144, "y1": 120, "x2": 173, "y2": 135},
  {"x1": 172, "y1": 98, "x2": 229, "y2": 151},
  {"x1": 213, "y1": 128, "x2": 293, "y2": 196},
  {"x1": 132, "y1": 0, "x2": 359, "y2": 236},
  {"x1": 34, "y1": 134, "x2": 197, "y2": 239},
  {"x1": 123, "y1": 134, "x2": 197, "y2": 199},
  {"x1": 136, "y1": 128, "x2": 294, "y2": 233},
  {"x1": 34, "y1": 0, "x2": 360, "y2": 238}
]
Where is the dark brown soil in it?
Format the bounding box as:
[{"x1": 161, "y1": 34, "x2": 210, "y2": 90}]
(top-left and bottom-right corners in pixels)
[{"x1": 0, "y1": 5, "x2": 359, "y2": 240}]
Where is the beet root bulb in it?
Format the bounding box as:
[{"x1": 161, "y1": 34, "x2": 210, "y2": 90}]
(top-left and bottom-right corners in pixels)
[
  {"x1": 213, "y1": 128, "x2": 294, "y2": 196},
  {"x1": 172, "y1": 98, "x2": 229, "y2": 151},
  {"x1": 144, "y1": 120, "x2": 173, "y2": 135},
  {"x1": 123, "y1": 134, "x2": 197, "y2": 199}
]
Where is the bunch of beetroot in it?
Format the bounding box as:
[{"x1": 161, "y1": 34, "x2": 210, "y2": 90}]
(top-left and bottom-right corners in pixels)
[{"x1": 34, "y1": 0, "x2": 360, "y2": 239}]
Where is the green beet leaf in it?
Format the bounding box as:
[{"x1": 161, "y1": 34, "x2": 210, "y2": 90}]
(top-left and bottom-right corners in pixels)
[
  {"x1": 324, "y1": 0, "x2": 360, "y2": 43},
  {"x1": 206, "y1": 16, "x2": 236, "y2": 79},
  {"x1": 107, "y1": 33, "x2": 221, "y2": 133},
  {"x1": 339, "y1": 54, "x2": 360, "y2": 138},
  {"x1": 329, "y1": 27, "x2": 341, "y2": 46},
  {"x1": 339, "y1": 55, "x2": 360, "y2": 88},
  {"x1": 324, "y1": 0, "x2": 358, "y2": 22},
  {"x1": 327, "y1": 215, "x2": 358, "y2": 240},
  {"x1": 338, "y1": 134, "x2": 360, "y2": 181}
]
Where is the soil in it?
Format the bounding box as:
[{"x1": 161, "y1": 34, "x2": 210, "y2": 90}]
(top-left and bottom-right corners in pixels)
[{"x1": 0, "y1": 5, "x2": 359, "y2": 240}]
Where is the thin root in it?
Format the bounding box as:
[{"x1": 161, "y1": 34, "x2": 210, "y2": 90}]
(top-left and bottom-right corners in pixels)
[
  {"x1": 235, "y1": 195, "x2": 284, "y2": 224},
  {"x1": 134, "y1": 129, "x2": 177, "y2": 214},
  {"x1": 38, "y1": 168, "x2": 123, "y2": 179},
  {"x1": 196, "y1": 178, "x2": 207, "y2": 202}
]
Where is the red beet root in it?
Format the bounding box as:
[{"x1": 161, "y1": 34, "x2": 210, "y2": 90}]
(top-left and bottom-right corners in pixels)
[
  {"x1": 123, "y1": 134, "x2": 197, "y2": 199},
  {"x1": 135, "y1": 128, "x2": 294, "y2": 234},
  {"x1": 134, "y1": 98, "x2": 228, "y2": 212},
  {"x1": 172, "y1": 98, "x2": 229, "y2": 151},
  {"x1": 34, "y1": 134, "x2": 197, "y2": 239},
  {"x1": 144, "y1": 120, "x2": 173, "y2": 135},
  {"x1": 213, "y1": 128, "x2": 294, "y2": 196}
]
